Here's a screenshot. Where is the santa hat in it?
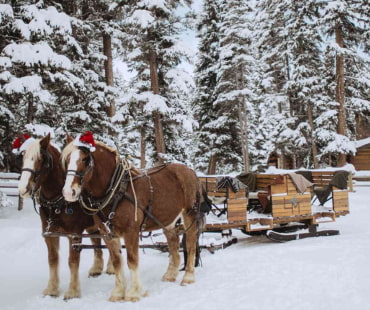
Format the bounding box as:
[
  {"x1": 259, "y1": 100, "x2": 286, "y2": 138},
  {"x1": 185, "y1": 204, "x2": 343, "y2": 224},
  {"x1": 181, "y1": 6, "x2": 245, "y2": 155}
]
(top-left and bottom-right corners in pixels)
[
  {"x1": 73, "y1": 131, "x2": 96, "y2": 152},
  {"x1": 12, "y1": 134, "x2": 36, "y2": 155}
]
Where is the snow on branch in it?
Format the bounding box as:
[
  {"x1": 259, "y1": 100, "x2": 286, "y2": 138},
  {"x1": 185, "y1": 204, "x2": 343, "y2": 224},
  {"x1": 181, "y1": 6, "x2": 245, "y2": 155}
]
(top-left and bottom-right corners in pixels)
[
  {"x1": 22, "y1": 5, "x2": 72, "y2": 35},
  {"x1": 323, "y1": 134, "x2": 356, "y2": 155},
  {"x1": 126, "y1": 9, "x2": 155, "y2": 28},
  {"x1": 137, "y1": 91, "x2": 169, "y2": 114},
  {"x1": 3, "y1": 75, "x2": 42, "y2": 94},
  {"x1": 4, "y1": 42, "x2": 71, "y2": 69},
  {"x1": 0, "y1": 4, "x2": 13, "y2": 22}
]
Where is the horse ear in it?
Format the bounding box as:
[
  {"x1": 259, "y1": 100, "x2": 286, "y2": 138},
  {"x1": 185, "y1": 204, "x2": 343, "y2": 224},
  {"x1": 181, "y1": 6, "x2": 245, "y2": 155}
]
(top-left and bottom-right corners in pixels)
[
  {"x1": 66, "y1": 133, "x2": 74, "y2": 144},
  {"x1": 40, "y1": 133, "x2": 51, "y2": 150}
]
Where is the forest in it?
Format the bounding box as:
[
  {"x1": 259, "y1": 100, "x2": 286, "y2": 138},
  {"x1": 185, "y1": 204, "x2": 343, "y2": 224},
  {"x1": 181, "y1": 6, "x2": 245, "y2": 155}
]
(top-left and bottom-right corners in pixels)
[{"x1": 0, "y1": 0, "x2": 369, "y2": 174}]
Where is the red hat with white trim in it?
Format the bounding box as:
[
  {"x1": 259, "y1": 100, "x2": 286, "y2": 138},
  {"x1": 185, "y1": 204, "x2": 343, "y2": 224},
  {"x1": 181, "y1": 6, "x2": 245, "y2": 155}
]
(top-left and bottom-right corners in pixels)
[
  {"x1": 12, "y1": 134, "x2": 36, "y2": 154},
  {"x1": 73, "y1": 131, "x2": 96, "y2": 152}
]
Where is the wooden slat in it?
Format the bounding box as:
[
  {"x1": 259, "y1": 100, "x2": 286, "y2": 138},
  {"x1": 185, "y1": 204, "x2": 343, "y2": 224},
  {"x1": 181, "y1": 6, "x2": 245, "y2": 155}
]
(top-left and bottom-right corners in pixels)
[
  {"x1": 228, "y1": 190, "x2": 247, "y2": 199},
  {"x1": 227, "y1": 199, "x2": 247, "y2": 222},
  {"x1": 272, "y1": 194, "x2": 311, "y2": 217}
]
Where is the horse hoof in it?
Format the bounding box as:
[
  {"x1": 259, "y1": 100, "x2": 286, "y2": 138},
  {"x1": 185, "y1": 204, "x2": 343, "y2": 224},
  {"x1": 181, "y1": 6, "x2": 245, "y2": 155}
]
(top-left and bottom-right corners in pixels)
[
  {"x1": 162, "y1": 275, "x2": 177, "y2": 282},
  {"x1": 108, "y1": 295, "x2": 124, "y2": 302},
  {"x1": 43, "y1": 288, "x2": 60, "y2": 297},
  {"x1": 124, "y1": 296, "x2": 140, "y2": 302},
  {"x1": 180, "y1": 274, "x2": 195, "y2": 286},
  {"x1": 88, "y1": 271, "x2": 102, "y2": 278},
  {"x1": 63, "y1": 290, "x2": 81, "y2": 300}
]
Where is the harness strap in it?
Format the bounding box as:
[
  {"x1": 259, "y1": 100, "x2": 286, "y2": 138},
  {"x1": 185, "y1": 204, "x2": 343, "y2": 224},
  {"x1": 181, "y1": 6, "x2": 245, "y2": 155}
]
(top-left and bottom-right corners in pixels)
[
  {"x1": 123, "y1": 192, "x2": 169, "y2": 232},
  {"x1": 79, "y1": 158, "x2": 129, "y2": 213}
]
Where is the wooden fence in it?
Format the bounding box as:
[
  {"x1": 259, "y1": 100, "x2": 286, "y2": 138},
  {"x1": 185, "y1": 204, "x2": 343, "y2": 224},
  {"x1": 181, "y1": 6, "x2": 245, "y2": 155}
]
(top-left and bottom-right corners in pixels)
[{"x1": 0, "y1": 173, "x2": 23, "y2": 210}]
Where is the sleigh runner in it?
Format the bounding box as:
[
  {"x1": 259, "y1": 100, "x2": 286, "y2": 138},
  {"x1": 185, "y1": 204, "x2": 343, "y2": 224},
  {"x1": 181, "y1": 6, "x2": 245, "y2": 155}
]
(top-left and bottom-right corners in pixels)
[{"x1": 199, "y1": 170, "x2": 350, "y2": 242}]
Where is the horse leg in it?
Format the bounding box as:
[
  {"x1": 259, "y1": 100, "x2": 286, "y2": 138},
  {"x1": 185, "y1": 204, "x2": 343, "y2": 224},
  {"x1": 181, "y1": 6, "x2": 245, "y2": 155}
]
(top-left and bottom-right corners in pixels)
[
  {"x1": 106, "y1": 254, "x2": 115, "y2": 275},
  {"x1": 105, "y1": 238, "x2": 120, "y2": 275},
  {"x1": 87, "y1": 233, "x2": 104, "y2": 277},
  {"x1": 43, "y1": 236, "x2": 60, "y2": 297},
  {"x1": 162, "y1": 228, "x2": 180, "y2": 282},
  {"x1": 63, "y1": 237, "x2": 81, "y2": 299},
  {"x1": 105, "y1": 237, "x2": 126, "y2": 302},
  {"x1": 180, "y1": 213, "x2": 198, "y2": 286},
  {"x1": 123, "y1": 232, "x2": 143, "y2": 302}
]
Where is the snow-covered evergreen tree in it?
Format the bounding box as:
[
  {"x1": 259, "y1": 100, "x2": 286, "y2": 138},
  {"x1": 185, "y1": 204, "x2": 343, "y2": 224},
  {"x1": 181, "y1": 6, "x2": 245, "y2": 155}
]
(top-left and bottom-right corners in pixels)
[
  {"x1": 193, "y1": 0, "x2": 221, "y2": 173},
  {"x1": 213, "y1": 0, "x2": 261, "y2": 173},
  {"x1": 119, "y1": 0, "x2": 196, "y2": 167},
  {"x1": 0, "y1": 1, "x2": 124, "y2": 169},
  {"x1": 319, "y1": 0, "x2": 369, "y2": 164},
  {"x1": 0, "y1": 2, "x2": 76, "y2": 167}
]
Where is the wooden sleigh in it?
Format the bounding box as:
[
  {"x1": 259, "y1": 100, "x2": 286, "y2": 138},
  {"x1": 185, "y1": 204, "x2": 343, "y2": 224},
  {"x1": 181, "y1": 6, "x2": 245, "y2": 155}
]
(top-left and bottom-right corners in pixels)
[
  {"x1": 56, "y1": 171, "x2": 350, "y2": 253},
  {"x1": 200, "y1": 170, "x2": 350, "y2": 242}
]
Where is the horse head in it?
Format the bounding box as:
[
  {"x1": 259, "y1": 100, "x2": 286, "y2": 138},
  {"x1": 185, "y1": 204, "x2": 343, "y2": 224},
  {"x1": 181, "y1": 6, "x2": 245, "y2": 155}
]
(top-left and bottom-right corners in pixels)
[
  {"x1": 16, "y1": 134, "x2": 54, "y2": 198},
  {"x1": 62, "y1": 132, "x2": 118, "y2": 202},
  {"x1": 61, "y1": 132, "x2": 96, "y2": 202}
]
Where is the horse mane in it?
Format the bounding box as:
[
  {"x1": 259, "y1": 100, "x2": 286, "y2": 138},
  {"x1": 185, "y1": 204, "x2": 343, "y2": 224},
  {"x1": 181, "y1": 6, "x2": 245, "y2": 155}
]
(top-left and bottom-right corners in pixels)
[
  {"x1": 24, "y1": 139, "x2": 42, "y2": 160},
  {"x1": 61, "y1": 140, "x2": 119, "y2": 170}
]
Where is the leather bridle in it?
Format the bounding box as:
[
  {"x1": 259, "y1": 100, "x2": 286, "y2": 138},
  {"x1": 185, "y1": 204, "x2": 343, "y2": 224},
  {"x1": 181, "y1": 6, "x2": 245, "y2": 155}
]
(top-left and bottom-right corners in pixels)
[
  {"x1": 66, "y1": 148, "x2": 94, "y2": 186},
  {"x1": 21, "y1": 149, "x2": 53, "y2": 187}
]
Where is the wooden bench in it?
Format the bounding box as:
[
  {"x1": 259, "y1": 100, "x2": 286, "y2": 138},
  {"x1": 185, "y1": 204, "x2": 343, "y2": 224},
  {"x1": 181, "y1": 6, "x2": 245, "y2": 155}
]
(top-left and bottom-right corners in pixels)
[
  {"x1": 250, "y1": 174, "x2": 312, "y2": 218},
  {"x1": 310, "y1": 170, "x2": 349, "y2": 215},
  {"x1": 199, "y1": 177, "x2": 247, "y2": 222}
]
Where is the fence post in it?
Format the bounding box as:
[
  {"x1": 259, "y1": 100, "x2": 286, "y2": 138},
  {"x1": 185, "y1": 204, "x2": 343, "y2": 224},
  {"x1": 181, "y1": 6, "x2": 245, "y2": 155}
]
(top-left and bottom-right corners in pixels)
[
  {"x1": 348, "y1": 173, "x2": 354, "y2": 192},
  {"x1": 18, "y1": 196, "x2": 23, "y2": 211}
]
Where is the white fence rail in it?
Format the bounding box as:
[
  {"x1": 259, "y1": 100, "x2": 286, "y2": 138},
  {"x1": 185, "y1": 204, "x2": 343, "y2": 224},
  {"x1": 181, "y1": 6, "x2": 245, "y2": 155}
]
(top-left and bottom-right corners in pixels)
[{"x1": 0, "y1": 172, "x2": 23, "y2": 210}]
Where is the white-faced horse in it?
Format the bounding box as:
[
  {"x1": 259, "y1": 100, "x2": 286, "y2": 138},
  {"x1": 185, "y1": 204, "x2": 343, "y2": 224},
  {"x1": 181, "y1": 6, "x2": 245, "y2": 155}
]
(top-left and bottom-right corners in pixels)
[
  {"x1": 17, "y1": 134, "x2": 114, "y2": 299},
  {"x1": 61, "y1": 134, "x2": 202, "y2": 302}
]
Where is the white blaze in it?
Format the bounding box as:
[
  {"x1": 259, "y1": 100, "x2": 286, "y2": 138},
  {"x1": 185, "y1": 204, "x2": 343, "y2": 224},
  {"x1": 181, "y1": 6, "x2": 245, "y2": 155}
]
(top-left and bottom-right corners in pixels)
[
  {"x1": 18, "y1": 158, "x2": 35, "y2": 197},
  {"x1": 63, "y1": 149, "x2": 81, "y2": 201}
]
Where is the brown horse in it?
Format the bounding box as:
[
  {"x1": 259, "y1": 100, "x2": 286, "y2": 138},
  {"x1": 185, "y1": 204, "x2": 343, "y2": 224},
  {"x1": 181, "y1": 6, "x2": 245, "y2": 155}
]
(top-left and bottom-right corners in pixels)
[
  {"x1": 17, "y1": 134, "x2": 114, "y2": 300},
  {"x1": 61, "y1": 138, "x2": 202, "y2": 302}
]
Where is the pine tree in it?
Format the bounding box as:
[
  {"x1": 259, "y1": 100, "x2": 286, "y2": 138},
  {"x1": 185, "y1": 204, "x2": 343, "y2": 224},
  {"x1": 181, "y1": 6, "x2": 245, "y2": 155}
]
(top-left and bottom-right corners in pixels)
[
  {"x1": 193, "y1": 0, "x2": 221, "y2": 173},
  {"x1": 214, "y1": 0, "x2": 259, "y2": 173},
  {"x1": 119, "y1": 0, "x2": 195, "y2": 167},
  {"x1": 319, "y1": 0, "x2": 369, "y2": 165},
  {"x1": 0, "y1": 1, "x2": 77, "y2": 166},
  {"x1": 256, "y1": 0, "x2": 328, "y2": 168}
]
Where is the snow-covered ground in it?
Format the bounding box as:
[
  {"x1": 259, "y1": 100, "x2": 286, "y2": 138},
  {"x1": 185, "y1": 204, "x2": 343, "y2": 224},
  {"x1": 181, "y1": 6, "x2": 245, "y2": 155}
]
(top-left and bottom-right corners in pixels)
[{"x1": 0, "y1": 183, "x2": 369, "y2": 310}]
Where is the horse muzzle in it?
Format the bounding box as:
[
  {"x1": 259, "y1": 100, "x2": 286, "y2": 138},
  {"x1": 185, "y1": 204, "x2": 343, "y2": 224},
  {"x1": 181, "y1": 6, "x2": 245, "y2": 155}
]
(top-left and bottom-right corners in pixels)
[
  {"x1": 18, "y1": 184, "x2": 33, "y2": 198},
  {"x1": 62, "y1": 185, "x2": 80, "y2": 202}
]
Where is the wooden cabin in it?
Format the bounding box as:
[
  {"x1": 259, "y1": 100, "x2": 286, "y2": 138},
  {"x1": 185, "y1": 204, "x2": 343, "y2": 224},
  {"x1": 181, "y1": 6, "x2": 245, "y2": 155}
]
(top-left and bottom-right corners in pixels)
[{"x1": 350, "y1": 138, "x2": 370, "y2": 171}]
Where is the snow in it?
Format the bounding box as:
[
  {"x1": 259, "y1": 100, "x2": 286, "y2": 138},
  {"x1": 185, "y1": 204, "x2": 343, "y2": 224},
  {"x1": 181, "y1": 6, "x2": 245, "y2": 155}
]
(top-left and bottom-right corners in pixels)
[
  {"x1": 0, "y1": 183, "x2": 369, "y2": 310},
  {"x1": 355, "y1": 137, "x2": 370, "y2": 149}
]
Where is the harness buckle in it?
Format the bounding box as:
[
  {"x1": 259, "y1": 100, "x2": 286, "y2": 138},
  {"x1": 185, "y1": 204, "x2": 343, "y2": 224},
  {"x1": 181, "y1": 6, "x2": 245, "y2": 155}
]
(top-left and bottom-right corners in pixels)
[
  {"x1": 108, "y1": 211, "x2": 115, "y2": 220},
  {"x1": 46, "y1": 219, "x2": 52, "y2": 232}
]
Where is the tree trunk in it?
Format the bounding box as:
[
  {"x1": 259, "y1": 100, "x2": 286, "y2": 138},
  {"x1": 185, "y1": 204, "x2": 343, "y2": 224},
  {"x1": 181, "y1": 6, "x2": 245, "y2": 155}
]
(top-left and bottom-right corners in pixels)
[
  {"x1": 238, "y1": 100, "x2": 250, "y2": 172},
  {"x1": 355, "y1": 114, "x2": 370, "y2": 139},
  {"x1": 208, "y1": 154, "x2": 217, "y2": 174},
  {"x1": 307, "y1": 103, "x2": 319, "y2": 168},
  {"x1": 140, "y1": 126, "x2": 146, "y2": 169},
  {"x1": 149, "y1": 49, "x2": 166, "y2": 164},
  {"x1": 335, "y1": 22, "x2": 347, "y2": 167},
  {"x1": 237, "y1": 65, "x2": 250, "y2": 172},
  {"x1": 103, "y1": 33, "x2": 116, "y2": 123},
  {"x1": 26, "y1": 96, "x2": 34, "y2": 124}
]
